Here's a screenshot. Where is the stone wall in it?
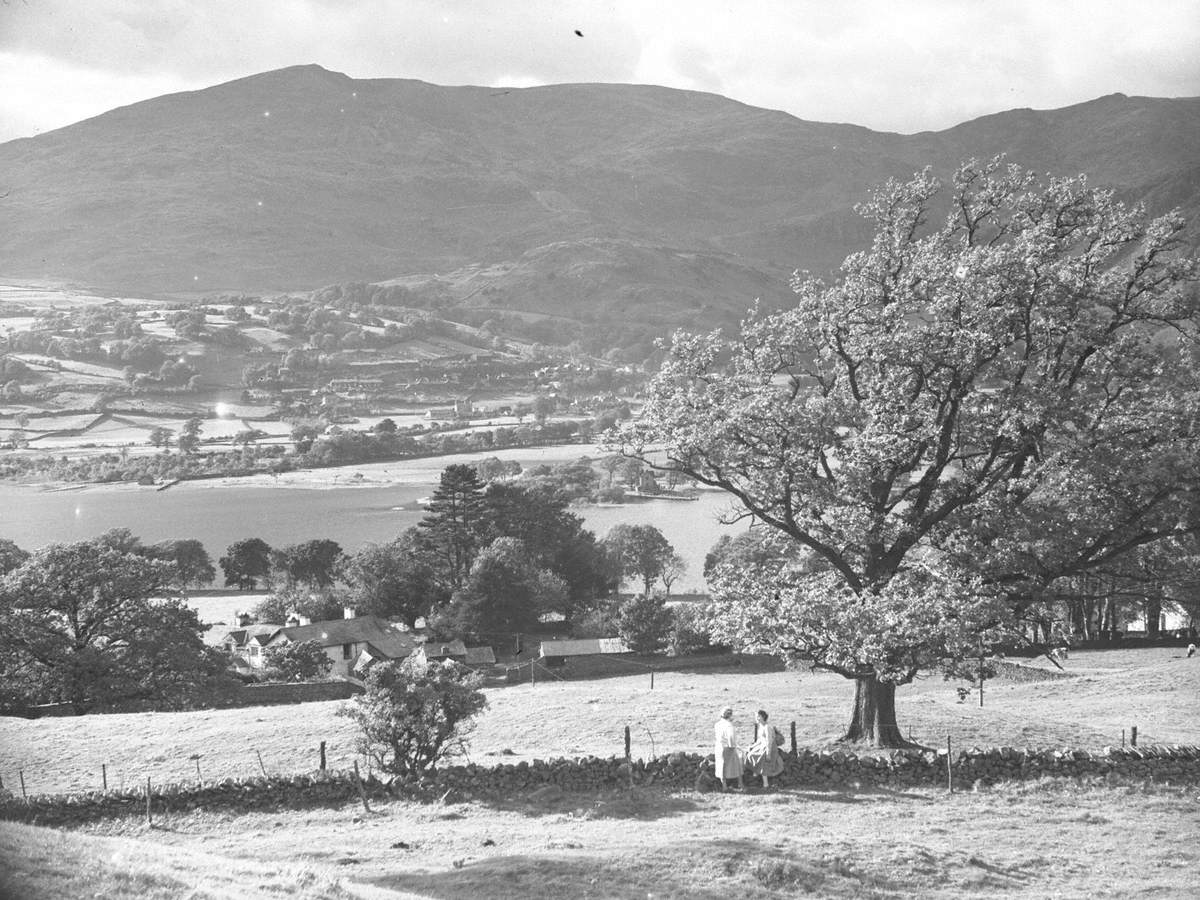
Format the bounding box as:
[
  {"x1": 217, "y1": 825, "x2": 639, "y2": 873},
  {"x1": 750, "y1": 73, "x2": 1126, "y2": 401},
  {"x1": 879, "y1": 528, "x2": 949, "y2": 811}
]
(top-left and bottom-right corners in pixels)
[
  {"x1": 3, "y1": 744, "x2": 1197, "y2": 826},
  {"x1": 218, "y1": 680, "x2": 363, "y2": 707}
]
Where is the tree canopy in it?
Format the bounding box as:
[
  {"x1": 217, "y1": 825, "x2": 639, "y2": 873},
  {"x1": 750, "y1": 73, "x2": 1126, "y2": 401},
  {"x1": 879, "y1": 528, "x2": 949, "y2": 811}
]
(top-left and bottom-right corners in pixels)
[
  {"x1": 0, "y1": 534, "x2": 231, "y2": 712},
  {"x1": 619, "y1": 158, "x2": 1200, "y2": 745}
]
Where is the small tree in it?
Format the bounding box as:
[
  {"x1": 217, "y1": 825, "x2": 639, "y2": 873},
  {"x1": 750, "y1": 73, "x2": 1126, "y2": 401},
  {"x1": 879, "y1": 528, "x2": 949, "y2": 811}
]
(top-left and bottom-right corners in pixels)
[
  {"x1": 178, "y1": 417, "x2": 203, "y2": 454},
  {"x1": 616, "y1": 592, "x2": 673, "y2": 655},
  {"x1": 262, "y1": 639, "x2": 332, "y2": 682},
  {"x1": 339, "y1": 657, "x2": 487, "y2": 777}
]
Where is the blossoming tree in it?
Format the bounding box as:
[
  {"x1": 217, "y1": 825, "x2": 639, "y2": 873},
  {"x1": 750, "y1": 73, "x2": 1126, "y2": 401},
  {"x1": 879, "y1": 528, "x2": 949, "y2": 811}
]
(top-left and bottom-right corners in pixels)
[{"x1": 618, "y1": 158, "x2": 1200, "y2": 746}]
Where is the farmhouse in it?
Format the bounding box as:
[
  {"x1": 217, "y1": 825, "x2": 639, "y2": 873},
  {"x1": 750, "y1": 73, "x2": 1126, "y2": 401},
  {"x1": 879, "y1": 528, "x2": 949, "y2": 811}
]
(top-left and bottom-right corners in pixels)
[
  {"x1": 220, "y1": 624, "x2": 282, "y2": 670},
  {"x1": 265, "y1": 614, "x2": 419, "y2": 678}
]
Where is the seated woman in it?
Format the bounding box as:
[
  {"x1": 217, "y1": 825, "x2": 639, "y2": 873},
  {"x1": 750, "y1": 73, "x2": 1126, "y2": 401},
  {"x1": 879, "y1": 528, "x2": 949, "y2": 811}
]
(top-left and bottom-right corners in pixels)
[{"x1": 744, "y1": 709, "x2": 785, "y2": 788}]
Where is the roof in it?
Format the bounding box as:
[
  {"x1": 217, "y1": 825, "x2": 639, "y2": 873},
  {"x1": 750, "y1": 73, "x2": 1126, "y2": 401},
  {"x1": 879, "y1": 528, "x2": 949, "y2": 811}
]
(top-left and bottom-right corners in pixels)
[
  {"x1": 222, "y1": 624, "x2": 282, "y2": 647},
  {"x1": 270, "y1": 615, "x2": 418, "y2": 658},
  {"x1": 539, "y1": 637, "x2": 631, "y2": 657},
  {"x1": 420, "y1": 639, "x2": 468, "y2": 659},
  {"x1": 464, "y1": 646, "x2": 496, "y2": 665}
]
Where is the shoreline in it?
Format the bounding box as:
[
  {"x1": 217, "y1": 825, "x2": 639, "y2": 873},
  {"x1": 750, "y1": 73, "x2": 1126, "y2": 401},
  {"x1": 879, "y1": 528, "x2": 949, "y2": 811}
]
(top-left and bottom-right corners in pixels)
[{"x1": 2, "y1": 442, "x2": 613, "y2": 495}]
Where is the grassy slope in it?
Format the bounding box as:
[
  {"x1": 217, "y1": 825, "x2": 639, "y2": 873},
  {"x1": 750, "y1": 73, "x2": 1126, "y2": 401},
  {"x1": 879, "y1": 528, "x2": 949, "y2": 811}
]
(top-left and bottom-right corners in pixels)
[
  {"x1": 7, "y1": 780, "x2": 1199, "y2": 899},
  {"x1": 2, "y1": 648, "x2": 1199, "y2": 899},
  {"x1": 2, "y1": 648, "x2": 1198, "y2": 796}
]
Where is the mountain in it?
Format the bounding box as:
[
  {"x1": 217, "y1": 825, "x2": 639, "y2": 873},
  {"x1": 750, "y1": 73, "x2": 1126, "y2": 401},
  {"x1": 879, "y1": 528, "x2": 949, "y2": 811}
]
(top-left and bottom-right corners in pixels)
[{"x1": 1, "y1": 65, "x2": 1197, "y2": 328}]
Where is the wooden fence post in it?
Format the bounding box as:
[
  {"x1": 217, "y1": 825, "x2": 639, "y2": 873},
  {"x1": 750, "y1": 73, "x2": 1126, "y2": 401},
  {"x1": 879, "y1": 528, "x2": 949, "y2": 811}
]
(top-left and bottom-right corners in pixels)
[
  {"x1": 790, "y1": 721, "x2": 797, "y2": 757},
  {"x1": 624, "y1": 725, "x2": 631, "y2": 760},
  {"x1": 101, "y1": 764, "x2": 107, "y2": 792},
  {"x1": 319, "y1": 741, "x2": 327, "y2": 771},
  {"x1": 19, "y1": 770, "x2": 26, "y2": 802},
  {"x1": 946, "y1": 736, "x2": 953, "y2": 794},
  {"x1": 145, "y1": 776, "x2": 152, "y2": 826},
  {"x1": 1130, "y1": 726, "x2": 1138, "y2": 747},
  {"x1": 352, "y1": 760, "x2": 371, "y2": 813},
  {"x1": 194, "y1": 756, "x2": 202, "y2": 786},
  {"x1": 256, "y1": 749, "x2": 267, "y2": 777},
  {"x1": 650, "y1": 670, "x2": 654, "y2": 690}
]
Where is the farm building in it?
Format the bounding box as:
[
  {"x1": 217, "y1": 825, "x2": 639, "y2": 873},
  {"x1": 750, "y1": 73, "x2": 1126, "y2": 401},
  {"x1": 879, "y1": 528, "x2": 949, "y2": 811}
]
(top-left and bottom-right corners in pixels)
[
  {"x1": 410, "y1": 640, "x2": 496, "y2": 668},
  {"x1": 539, "y1": 637, "x2": 631, "y2": 666},
  {"x1": 265, "y1": 614, "x2": 419, "y2": 678}
]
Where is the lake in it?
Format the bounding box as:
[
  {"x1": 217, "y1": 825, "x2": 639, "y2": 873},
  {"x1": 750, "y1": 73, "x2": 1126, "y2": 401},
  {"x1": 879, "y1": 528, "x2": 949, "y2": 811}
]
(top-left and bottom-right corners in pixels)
[{"x1": 0, "y1": 480, "x2": 750, "y2": 594}]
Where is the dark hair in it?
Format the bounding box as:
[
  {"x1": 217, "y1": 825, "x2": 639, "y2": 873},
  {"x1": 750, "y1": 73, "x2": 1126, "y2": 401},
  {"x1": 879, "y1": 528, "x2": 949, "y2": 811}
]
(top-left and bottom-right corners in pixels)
[{"x1": 757, "y1": 709, "x2": 768, "y2": 721}]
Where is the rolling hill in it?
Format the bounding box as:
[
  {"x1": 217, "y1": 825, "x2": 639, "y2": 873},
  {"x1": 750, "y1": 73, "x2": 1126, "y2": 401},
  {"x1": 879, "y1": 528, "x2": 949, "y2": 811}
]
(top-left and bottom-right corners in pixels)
[{"x1": 1, "y1": 65, "x2": 1197, "y2": 328}]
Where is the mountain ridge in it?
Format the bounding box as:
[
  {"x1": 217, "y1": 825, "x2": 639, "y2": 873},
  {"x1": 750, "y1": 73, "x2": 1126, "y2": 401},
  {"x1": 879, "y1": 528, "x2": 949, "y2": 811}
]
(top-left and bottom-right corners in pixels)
[{"x1": 1, "y1": 65, "x2": 1197, "y2": 329}]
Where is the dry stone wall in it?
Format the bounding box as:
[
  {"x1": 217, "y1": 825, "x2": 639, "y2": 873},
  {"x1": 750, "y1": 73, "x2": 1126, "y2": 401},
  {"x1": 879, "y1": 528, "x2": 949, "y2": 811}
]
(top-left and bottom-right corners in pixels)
[{"x1": 3, "y1": 745, "x2": 1197, "y2": 826}]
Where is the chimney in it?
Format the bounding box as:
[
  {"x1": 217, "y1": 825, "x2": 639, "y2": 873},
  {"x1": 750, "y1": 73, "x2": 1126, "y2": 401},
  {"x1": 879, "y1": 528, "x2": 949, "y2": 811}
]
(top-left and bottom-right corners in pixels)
[{"x1": 343, "y1": 606, "x2": 356, "y2": 619}]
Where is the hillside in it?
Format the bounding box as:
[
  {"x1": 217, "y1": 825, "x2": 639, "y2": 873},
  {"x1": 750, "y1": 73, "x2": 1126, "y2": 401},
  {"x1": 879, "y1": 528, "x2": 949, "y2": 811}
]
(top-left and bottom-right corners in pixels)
[{"x1": 1, "y1": 65, "x2": 1198, "y2": 328}]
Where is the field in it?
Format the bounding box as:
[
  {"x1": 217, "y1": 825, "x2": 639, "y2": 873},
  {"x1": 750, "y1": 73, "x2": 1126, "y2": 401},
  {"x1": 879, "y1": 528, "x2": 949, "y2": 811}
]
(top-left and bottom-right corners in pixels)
[{"x1": 1, "y1": 648, "x2": 1198, "y2": 898}]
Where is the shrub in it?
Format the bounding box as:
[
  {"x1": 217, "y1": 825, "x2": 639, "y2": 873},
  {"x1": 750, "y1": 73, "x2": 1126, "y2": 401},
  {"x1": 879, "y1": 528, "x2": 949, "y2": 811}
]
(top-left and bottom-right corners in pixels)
[
  {"x1": 262, "y1": 639, "x2": 332, "y2": 682},
  {"x1": 616, "y1": 592, "x2": 673, "y2": 655},
  {"x1": 339, "y1": 657, "x2": 487, "y2": 777},
  {"x1": 668, "y1": 603, "x2": 716, "y2": 657}
]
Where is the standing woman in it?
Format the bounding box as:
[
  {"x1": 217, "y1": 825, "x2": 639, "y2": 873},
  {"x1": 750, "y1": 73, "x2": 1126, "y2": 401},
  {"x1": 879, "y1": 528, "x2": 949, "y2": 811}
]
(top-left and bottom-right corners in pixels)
[
  {"x1": 713, "y1": 706, "x2": 745, "y2": 791},
  {"x1": 745, "y1": 709, "x2": 785, "y2": 788}
]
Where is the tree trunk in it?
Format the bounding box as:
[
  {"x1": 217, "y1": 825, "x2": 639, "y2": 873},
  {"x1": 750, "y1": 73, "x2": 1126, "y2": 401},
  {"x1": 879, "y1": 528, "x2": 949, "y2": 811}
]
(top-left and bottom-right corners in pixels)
[
  {"x1": 1145, "y1": 597, "x2": 1162, "y2": 637},
  {"x1": 840, "y1": 674, "x2": 917, "y2": 748}
]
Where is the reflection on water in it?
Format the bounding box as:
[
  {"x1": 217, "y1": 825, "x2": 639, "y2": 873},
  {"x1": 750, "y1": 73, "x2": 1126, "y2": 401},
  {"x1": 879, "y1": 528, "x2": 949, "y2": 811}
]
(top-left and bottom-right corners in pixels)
[{"x1": 0, "y1": 483, "x2": 748, "y2": 593}]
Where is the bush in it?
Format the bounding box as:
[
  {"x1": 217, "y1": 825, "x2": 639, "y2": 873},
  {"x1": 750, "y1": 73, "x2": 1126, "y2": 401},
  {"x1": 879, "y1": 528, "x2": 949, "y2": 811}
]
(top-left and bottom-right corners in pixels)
[
  {"x1": 616, "y1": 592, "x2": 673, "y2": 655},
  {"x1": 262, "y1": 639, "x2": 332, "y2": 682},
  {"x1": 668, "y1": 603, "x2": 716, "y2": 657},
  {"x1": 339, "y1": 657, "x2": 487, "y2": 777}
]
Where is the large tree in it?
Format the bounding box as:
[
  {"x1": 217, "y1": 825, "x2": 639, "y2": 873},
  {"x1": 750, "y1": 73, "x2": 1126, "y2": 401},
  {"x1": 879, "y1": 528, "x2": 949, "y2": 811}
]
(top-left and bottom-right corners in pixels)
[
  {"x1": 347, "y1": 529, "x2": 446, "y2": 629},
  {"x1": 0, "y1": 536, "x2": 229, "y2": 712},
  {"x1": 434, "y1": 538, "x2": 567, "y2": 639},
  {"x1": 619, "y1": 159, "x2": 1200, "y2": 746},
  {"x1": 148, "y1": 538, "x2": 216, "y2": 593},
  {"x1": 270, "y1": 538, "x2": 346, "y2": 591},
  {"x1": 602, "y1": 524, "x2": 678, "y2": 596},
  {"x1": 219, "y1": 537, "x2": 273, "y2": 590},
  {"x1": 417, "y1": 464, "x2": 487, "y2": 591},
  {"x1": 478, "y1": 482, "x2": 613, "y2": 618}
]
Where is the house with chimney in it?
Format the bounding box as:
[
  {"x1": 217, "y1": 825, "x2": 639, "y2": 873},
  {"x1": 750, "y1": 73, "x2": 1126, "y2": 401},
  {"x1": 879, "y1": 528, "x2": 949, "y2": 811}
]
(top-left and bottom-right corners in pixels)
[{"x1": 262, "y1": 608, "x2": 420, "y2": 678}]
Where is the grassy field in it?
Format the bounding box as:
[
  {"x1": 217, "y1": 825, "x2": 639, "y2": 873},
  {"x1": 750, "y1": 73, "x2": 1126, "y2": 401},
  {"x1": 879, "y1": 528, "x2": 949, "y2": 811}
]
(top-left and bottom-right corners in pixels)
[
  {"x1": 3, "y1": 778, "x2": 1198, "y2": 899},
  {"x1": 2, "y1": 648, "x2": 1197, "y2": 796},
  {"x1": 2, "y1": 648, "x2": 1199, "y2": 899}
]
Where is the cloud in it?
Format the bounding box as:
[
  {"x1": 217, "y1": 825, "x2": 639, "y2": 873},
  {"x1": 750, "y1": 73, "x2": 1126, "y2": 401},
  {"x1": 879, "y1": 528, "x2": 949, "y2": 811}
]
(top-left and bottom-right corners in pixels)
[{"x1": 0, "y1": 0, "x2": 1197, "y2": 142}]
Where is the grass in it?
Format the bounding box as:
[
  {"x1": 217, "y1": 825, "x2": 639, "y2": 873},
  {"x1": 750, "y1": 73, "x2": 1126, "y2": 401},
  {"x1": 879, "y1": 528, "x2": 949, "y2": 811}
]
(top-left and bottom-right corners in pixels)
[
  {"x1": 3, "y1": 647, "x2": 1197, "y2": 796},
  {"x1": 1, "y1": 648, "x2": 1198, "y2": 898},
  {"x1": 31, "y1": 779, "x2": 1200, "y2": 899}
]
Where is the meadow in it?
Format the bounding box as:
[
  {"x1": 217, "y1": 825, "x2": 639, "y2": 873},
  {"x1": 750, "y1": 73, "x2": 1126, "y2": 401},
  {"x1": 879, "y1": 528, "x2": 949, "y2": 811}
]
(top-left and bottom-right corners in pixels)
[{"x1": 1, "y1": 648, "x2": 1198, "y2": 899}]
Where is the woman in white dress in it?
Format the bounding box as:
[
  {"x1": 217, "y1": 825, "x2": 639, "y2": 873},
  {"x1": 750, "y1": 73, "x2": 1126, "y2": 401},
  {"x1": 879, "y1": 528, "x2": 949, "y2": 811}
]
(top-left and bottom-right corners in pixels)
[
  {"x1": 745, "y1": 709, "x2": 785, "y2": 788},
  {"x1": 713, "y1": 705, "x2": 744, "y2": 790}
]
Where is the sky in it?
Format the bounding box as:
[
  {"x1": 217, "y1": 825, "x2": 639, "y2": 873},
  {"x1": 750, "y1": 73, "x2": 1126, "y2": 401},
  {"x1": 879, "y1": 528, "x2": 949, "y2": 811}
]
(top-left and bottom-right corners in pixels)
[{"x1": 1, "y1": 0, "x2": 1198, "y2": 144}]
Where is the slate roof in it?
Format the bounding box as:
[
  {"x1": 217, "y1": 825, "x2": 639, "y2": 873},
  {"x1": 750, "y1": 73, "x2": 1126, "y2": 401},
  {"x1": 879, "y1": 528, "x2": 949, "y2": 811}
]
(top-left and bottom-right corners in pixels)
[
  {"x1": 464, "y1": 646, "x2": 497, "y2": 665},
  {"x1": 420, "y1": 639, "x2": 468, "y2": 659},
  {"x1": 222, "y1": 624, "x2": 282, "y2": 648},
  {"x1": 271, "y1": 615, "x2": 418, "y2": 659}
]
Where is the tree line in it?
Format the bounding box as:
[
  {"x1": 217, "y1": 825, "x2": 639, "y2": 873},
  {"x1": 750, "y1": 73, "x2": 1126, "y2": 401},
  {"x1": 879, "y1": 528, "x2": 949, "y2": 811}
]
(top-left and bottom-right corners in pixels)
[{"x1": 0, "y1": 462, "x2": 714, "y2": 714}]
